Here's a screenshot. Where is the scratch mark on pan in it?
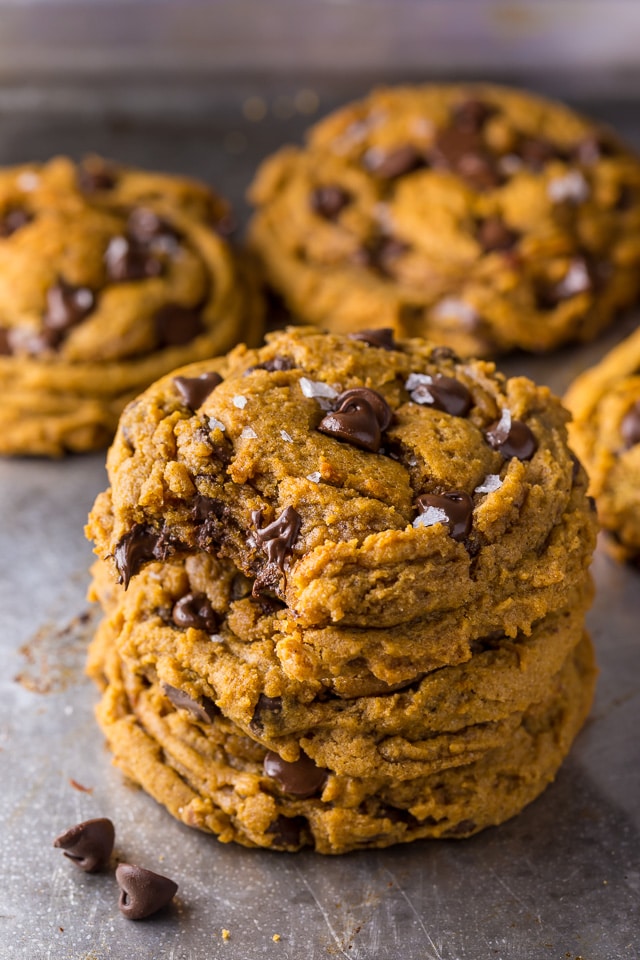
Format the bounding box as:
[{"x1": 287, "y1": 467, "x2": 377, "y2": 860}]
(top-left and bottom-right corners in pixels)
[
  {"x1": 385, "y1": 869, "x2": 444, "y2": 960},
  {"x1": 293, "y1": 866, "x2": 351, "y2": 959},
  {"x1": 486, "y1": 865, "x2": 542, "y2": 925}
]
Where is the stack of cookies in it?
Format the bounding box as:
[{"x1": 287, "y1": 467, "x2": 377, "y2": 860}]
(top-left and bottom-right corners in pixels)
[
  {"x1": 87, "y1": 327, "x2": 597, "y2": 853},
  {"x1": 0, "y1": 156, "x2": 261, "y2": 456}
]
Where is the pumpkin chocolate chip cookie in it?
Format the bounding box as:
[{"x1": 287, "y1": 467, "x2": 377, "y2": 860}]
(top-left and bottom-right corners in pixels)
[
  {"x1": 249, "y1": 83, "x2": 640, "y2": 356},
  {"x1": 0, "y1": 156, "x2": 262, "y2": 456},
  {"x1": 87, "y1": 326, "x2": 597, "y2": 852},
  {"x1": 565, "y1": 325, "x2": 640, "y2": 562}
]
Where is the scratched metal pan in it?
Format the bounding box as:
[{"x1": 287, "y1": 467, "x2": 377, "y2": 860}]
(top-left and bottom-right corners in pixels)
[{"x1": 0, "y1": 82, "x2": 639, "y2": 960}]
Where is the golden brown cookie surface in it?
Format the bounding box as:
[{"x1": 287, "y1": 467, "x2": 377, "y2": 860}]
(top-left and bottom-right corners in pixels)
[
  {"x1": 0, "y1": 156, "x2": 262, "y2": 456},
  {"x1": 249, "y1": 84, "x2": 640, "y2": 355}
]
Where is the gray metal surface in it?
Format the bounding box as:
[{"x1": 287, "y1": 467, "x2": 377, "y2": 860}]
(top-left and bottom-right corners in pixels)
[{"x1": 0, "y1": 83, "x2": 639, "y2": 960}]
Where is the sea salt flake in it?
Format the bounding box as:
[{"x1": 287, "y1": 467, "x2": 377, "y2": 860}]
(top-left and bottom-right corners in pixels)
[
  {"x1": 405, "y1": 372, "x2": 433, "y2": 391},
  {"x1": 209, "y1": 634, "x2": 224, "y2": 644},
  {"x1": 413, "y1": 506, "x2": 449, "y2": 529},
  {"x1": 475, "y1": 474, "x2": 503, "y2": 494},
  {"x1": 240, "y1": 426, "x2": 257, "y2": 439},
  {"x1": 492, "y1": 407, "x2": 512, "y2": 444},
  {"x1": 233, "y1": 395, "x2": 248, "y2": 409},
  {"x1": 208, "y1": 417, "x2": 226, "y2": 432},
  {"x1": 306, "y1": 472, "x2": 322, "y2": 483},
  {"x1": 548, "y1": 170, "x2": 589, "y2": 204},
  {"x1": 498, "y1": 154, "x2": 523, "y2": 176},
  {"x1": 280, "y1": 430, "x2": 294, "y2": 443},
  {"x1": 17, "y1": 171, "x2": 39, "y2": 191},
  {"x1": 559, "y1": 259, "x2": 591, "y2": 296},
  {"x1": 299, "y1": 376, "x2": 338, "y2": 400}
]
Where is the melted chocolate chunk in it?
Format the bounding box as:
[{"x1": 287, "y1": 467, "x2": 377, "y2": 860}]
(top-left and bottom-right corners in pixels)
[
  {"x1": 116, "y1": 863, "x2": 178, "y2": 921},
  {"x1": 452, "y1": 98, "x2": 494, "y2": 133},
  {"x1": 53, "y1": 818, "x2": 115, "y2": 873},
  {"x1": 0, "y1": 207, "x2": 32, "y2": 237},
  {"x1": 252, "y1": 506, "x2": 302, "y2": 569},
  {"x1": 411, "y1": 375, "x2": 472, "y2": 417},
  {"x1": 161, "y1": 682, "x2": 218, "y2": 723},
  {"x1": 191, "y1": 493, "x2": 226, "y2": 522},
  {"x1": 263, "y1": 750, "x2": 328, "y2": 798},
  {"x1": 251, "y1": 694, "x2": 283, "y2": 733},
  {"x1": 318, "y1": 387, "x2": 392, "y2": 452},
  {"x1": 173, "y1": 371, "x2": 222, "y2": 410},
  {"x1": 172, "y1": 592, "x2": 219, "y2": 633},
  {"x1": 43, "y1": 280, "x2": 95, "y2": 335},
  {"x1": 363, "y1": 144, "x2": 424, "y2": 180},
  {"x1": 310, "y1": 184, "x2": 352, "y2": 219},
  {"x1": 155, "y1": 304, "x2": 204, "y2": 347},
  {"x1": 485, "y1": 416, "x2": 537, "y2": 460},
  {"x1": 349, "y1": 327, "x2": 397, "y2": 350},
  {"x1": 477, "y1": 217, "x2": 519, "y2": 253},
  {"x1": 430, "y1": 127, "x2": 500, "y2": 190},
  {"x1": 104, "y1": 235, "x2": 163, "y2": 282},
  {"x1": 114, "y1": 524, "x2": 168, "y2": 589},
  {"x1": 266, "y1": 815, "x2": 308, "y2": 848},
  {"x1": 415, "y1": 491, "x2": 473, "y2": 541},
  {"x1": 78, "y1": 160, "x2": 118, "y2": 193},
  {"x1": 621, "y1": 400, "x2": 640, "y2": 448}
]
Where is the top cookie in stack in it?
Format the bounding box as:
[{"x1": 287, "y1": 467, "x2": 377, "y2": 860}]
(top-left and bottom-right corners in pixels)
[
  {"x1": 86, "y1": 327, "x2": 597, "y2": 853},
  {"x1": 0, "y1": 156, "x2": 262, "y2": 456},
  {"x1": 249, "y1": 83, "x2": 640, "y2": 356}
]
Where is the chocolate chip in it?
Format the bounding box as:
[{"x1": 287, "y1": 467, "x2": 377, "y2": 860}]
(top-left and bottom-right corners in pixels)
[
  {"x1": 452, "y1": 99, "x2": 494, "y2": 133},
  {"x1": 191, "y1": 494, "x2": 225, "y2": 522},
  {"x1": 485, "y1": 415, "x2": 537, "y2": 460},
  {"x1": 445, "y1": 818, "x2": 477, "y2": 837},
  {"x1": 172, "y1": 592, "x2": 219, "y2": 633},
  {"x1": 415, "y1": 491, "x2": 473, "y2": 541},
  {"x1": 114, "y1": 524, "x2": 165, "y2": 588},
  {"x1": 251, "y1": 694, "x2": 283, "y2": 729},
  {"x1": 430, "y1": 127, "x2": 499, "y2": 190},
  {"x1": 377, "y1": 803, "x2": 419, "y2": 826},
  {"x1": 161, "y1": 682, "x2": 218, "y2": 722},
  {"x1": 352, "y1": 236, "x2": 409, "y2": 274},
  {"x1": 266, "y1": 815, "x2": 308, "y2": 848},
  {"x1": 43, "y1": 280, "x2": 95, "y2": 334},
  {"x1": 430, "y1": 345, "x2": 460, "y2": 363},
  {"x1": 411, "y1": 375, "x2": 472, "y2": 417},
  {"x1": 518, "y1": 137, "x2": 560, "y2": 170},
  {"x1": 263, "y1": 750, "x2": 328, "y2": 798},
  {"x1": 249, "y1": 355, "x2": 295, "y2": 374},
  {"x1": 78, "y1": 159, "x2": 118, "y2": 193},
  {"x1": 318, "y1": 387, "x2": 393, "y2": 452},
  {"x1": 0, "y1": 327, "x2": 11, "y2": 356},
  {"x1": 457, "y1": 152, "x2": 501, "y2": 191},
  {"x1": 477, "y1": 218, "x2": 519, "y2": 253},
  {"x1": 155, "y1": 304, "x2": 204, "y2": 347},
  {"x1": 252, "y1": 505, "x2": 302, "y2": 569},
  {"x1": 310, "y1": 184, "x2": 352, "y2": 219},
  {"x1": 536, "y1": 258, "x2": 594, "y2": 310},
  {"x1": 104, "y1": 235, "x2": 163, "y2": 282},
  {"x1": 53, "y1": 818, "x2": 115, "y2": 872},
  {"x1": 363, "y1": 144, "x2": 424, "y2": 180},
  {"x1": 116, "y1": 863, "x2": 178, "y2": 920},
  {"x1": 0, "y1": 207, "x2": 32, "y2": 237},
  {"x1": 173, "y1": 371, "x2": 222, "y2": 410},
  {"x1": 349, "y1": 328, "x2": 397, "y2": 350},
  {"x1": 621, "y1": 401, "x2": 640, "y2": 448}
]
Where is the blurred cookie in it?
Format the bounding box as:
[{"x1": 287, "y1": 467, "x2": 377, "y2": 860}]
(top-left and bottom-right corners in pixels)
[
  {"x1": 565, "y1": 325, "x2": 640, "y2": 561},
  {"x1": 0, "y1": 156, "x2": 262, "y2": 456},
  {"x1": 249, "y1": 83, "x2": 640, "y2": 355}
]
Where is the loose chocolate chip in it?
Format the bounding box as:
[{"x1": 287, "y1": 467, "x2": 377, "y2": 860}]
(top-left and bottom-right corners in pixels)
[
  {"x1": 412, "y1": 375, "x2": 472, "y2": 417},
  {"x1": 114, "y1": 524, "x2": 165, "y2": 589},
  {"x1": 104, "y1": 235, "x2": 163, "y2": 282},
  {"x1": 518, "y1": 137, "x2": 559, "y2": 170},
  {"x1": 172, "y1": 592, "x2": 219, "y2": 633},
  {"x1": 266, "y1": 815, "x2": 308, "y2": 848},
  {"x1": 128, "y1": 207, "x2": 180, "y2": 249},
  {"x1": 161, "y1": 682, "x2": 218, "y2": 722},
  {"x1": 310, "y1": 184, "x2": 352, "y2": 220},
  {"x1": 349, "y1": 328, "x2": 397, "y2": 350},
  {"x1": 621, "y1": 401, "x2": 640, "y2": 448},
  {"x1": 155, "y1": 304, "x2": 204, "y2": 348},
  {"x1": 318, "y1": 388, "x2": 392, "y2": 452},
  {"x1": 363, "y1": 144, "x2": 424, "y2": 180},
  {"x1": 0, "y1": 207, "x2": 32, "y2": 237},
  {"x1": 415, "y1": 491, "x2": 473, "y2": 541},
  {"x1": 43, "y1": 280, "x2": 95, "y2": 334},
  {"x1": 173, "y1": 371, "x2": 222, "y2": 410},
  {"x1": 0, "y1": 327, "x2": 11, "y2": 356},
  {"x1": 452, "y1": 98, "x2": 494, "y2": 133},
  {"x1": 485, "y1": 415, "x2": 537, "y2": 460},
  {"x1": 252, "y1": 505, "x2": 302, "y2": 569},
  {"x1": 263, "y1": 750, "x2": 328, "y2": 798},
  {"x1": 477, "y1": 217, "x2": 519, "y2": 253},
  {"x1": 78, "y1": 160, "x2": 118, "y2": 193},
  {"x1": 116, "y1": 863, "x2": 178, "y2": 920},
  {"x1": 53, "y1": 818, "x2": 115, "y2": 873}
]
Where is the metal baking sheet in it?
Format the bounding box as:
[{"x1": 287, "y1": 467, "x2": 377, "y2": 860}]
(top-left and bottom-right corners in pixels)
[{"x1": 0, "y1": 81, "x2": 639, "y2": 960}]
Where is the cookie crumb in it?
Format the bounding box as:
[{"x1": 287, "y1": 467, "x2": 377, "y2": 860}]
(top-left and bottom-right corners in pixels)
[
  {"x1": 272, "y1": 933, "x2": 281, "y2": 942},
  {"x1": 221, "y1": 928, "x2": 231, "y2": 941}
]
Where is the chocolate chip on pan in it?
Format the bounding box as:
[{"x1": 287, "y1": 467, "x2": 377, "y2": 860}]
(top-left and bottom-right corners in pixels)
[
  {"x1": 53, "y1": 817, "x2": 115, "y2": 872},
  {"x1": 116, "y1": 863, "x2": 178, "y2": 920}
]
